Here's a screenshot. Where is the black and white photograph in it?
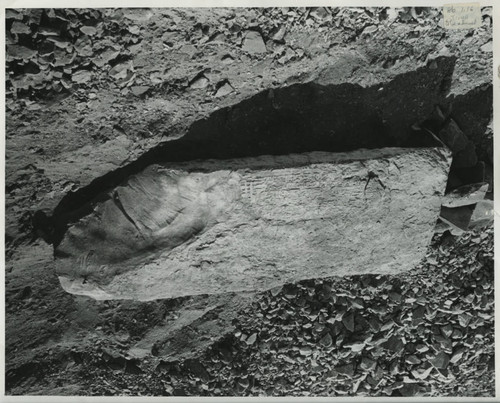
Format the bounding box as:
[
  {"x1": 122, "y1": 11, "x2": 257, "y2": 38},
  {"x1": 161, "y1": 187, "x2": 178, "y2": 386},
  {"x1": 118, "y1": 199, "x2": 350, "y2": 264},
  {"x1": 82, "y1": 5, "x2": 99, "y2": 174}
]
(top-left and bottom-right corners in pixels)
[{"x1": 3, "y1": 2, "x2": 496, "y2": 398}]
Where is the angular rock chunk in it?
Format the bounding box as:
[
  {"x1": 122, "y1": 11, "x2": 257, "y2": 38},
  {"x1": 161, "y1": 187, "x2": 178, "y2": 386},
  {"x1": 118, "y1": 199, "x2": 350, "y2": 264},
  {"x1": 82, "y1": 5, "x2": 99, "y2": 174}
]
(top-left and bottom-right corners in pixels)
[
  {"x1": 55, "y1": 147, "x2": 451, "y2": 301},
  {"x1": 469, "y1": 200, "x2": 494, "y2": 228},
  {"x1": 453, "y1": 140, "x2": 478, "y2": 168},
  {"x1": 436, "y1": 182, "x2": 490, "y2": 235},
  {"x1": 242, "y1": 31, "x2": 266, "y2": 54},
  {"x1": 438, "y1": 119, "x2": 467, "y2": 154},
  {"x1": 439, "y1": 205, "x2": 475, "y2": 231},
  {"x1": 441, "y1": 182, "x2": 488, "y2": 208}
]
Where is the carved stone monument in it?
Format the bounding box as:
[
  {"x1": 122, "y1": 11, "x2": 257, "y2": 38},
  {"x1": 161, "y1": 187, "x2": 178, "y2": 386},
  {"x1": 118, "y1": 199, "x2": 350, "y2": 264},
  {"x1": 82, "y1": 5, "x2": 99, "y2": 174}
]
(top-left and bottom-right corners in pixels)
[{"x1": 55, "y1": 147, "x2": 451, "y2": 300}]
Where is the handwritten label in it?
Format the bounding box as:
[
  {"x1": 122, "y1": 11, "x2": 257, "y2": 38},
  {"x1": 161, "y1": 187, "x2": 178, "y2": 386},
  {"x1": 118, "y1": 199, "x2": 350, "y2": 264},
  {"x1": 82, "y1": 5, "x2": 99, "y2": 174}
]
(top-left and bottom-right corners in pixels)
[{"x1": 443, "y1": 3, "x2": 481, "y2": 29}]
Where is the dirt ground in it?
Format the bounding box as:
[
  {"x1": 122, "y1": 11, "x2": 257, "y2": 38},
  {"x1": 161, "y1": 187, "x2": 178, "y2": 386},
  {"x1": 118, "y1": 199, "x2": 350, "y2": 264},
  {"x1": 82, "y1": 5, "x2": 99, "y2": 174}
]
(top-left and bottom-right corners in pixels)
[{"x1": 4, "y1": 7, "x2": 494, "y2": 396}]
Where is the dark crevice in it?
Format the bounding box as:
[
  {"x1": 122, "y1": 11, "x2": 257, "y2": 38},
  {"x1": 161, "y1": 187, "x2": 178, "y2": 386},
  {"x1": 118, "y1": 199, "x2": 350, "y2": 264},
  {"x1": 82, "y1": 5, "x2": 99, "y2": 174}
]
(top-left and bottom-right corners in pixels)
[{"x1": 34, "y1": 56, "x2": 473, "y2": 247}]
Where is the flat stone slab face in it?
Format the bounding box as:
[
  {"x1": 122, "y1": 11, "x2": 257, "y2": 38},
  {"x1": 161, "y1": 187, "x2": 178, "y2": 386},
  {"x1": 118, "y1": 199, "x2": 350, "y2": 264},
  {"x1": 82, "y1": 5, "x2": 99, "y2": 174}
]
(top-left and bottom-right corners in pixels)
[{"x1": 55, "y1": 147, "x2": 451, "y2": 301}]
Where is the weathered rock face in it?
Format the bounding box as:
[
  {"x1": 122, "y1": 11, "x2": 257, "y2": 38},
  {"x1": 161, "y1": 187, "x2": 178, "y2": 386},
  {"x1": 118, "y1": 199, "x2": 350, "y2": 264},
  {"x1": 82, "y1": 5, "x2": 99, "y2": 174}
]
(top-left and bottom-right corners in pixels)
[
  {"x1": 55, "y1": 147, "x2": 451, "y2": 301},
  {"x1": 44, "y1": 56, "x2": 453, "y2": 244}
]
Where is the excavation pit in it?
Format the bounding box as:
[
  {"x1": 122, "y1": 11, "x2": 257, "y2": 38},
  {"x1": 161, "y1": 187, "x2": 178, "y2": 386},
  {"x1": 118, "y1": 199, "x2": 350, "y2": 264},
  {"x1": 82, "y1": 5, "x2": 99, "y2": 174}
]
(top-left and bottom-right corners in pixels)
[{"x1": 43, "y1": 57, "x2": 462, "y2": 300}]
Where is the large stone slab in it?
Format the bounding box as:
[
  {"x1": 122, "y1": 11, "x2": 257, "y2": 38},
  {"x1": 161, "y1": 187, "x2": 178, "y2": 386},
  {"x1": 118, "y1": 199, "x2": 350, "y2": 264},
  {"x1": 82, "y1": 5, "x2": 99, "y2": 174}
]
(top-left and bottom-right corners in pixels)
[{"x1": 55, "y1": 147, "x2": 451, "y2": 301}]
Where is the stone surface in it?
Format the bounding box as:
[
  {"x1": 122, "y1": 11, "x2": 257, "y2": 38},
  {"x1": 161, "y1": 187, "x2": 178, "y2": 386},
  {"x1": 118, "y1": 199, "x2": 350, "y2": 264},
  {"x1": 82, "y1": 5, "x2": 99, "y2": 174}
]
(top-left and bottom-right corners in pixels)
[
  {"x1": 440, "y1": 205, "x2": 475, "y2": 231},
  {"x1": 469, "y1": 200, "x2": 494, "y2": 228},
  {"x1": 242, "y1": 31, "x2": 267, "y2": 54},
  {"x1": 441, "y1": 183, "x2": 488, "y2": 208},
  {"x1": 453, "y1": 161, "x2": 485, "y2": 186},
  {"x1": 55, "y1": 147, "x2": 451, "y2": 301},
  {"x1": 438, "y1": 119, "x2": 467, "y2": 154},
  {"x1": 435, "y1": 216, "x2": 464, "y2": 236},
  {"x1": 453, "y1": 140, "x2": 478, "y2": 168}
]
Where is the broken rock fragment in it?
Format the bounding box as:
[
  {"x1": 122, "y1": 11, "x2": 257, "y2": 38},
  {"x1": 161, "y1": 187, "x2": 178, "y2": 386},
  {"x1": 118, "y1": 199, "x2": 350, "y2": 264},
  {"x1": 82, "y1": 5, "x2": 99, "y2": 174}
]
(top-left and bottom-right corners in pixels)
[
  {"x1": 469, "y1": 200, "x2": 494, "y2": 228},
  {"x1": 438, "y1": 119, "x2": 467, "y2": 154},
  {"x1": 441, "y1": 182, "x2": 488, "y2": 208},
  {"x1": 242, "y1": 31, "x2": 267, "y2": 54},
  {"x1": 55, "y1": 147, "x2": 451, "y2": 301}
]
